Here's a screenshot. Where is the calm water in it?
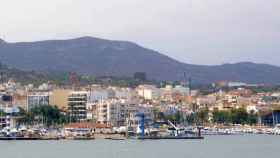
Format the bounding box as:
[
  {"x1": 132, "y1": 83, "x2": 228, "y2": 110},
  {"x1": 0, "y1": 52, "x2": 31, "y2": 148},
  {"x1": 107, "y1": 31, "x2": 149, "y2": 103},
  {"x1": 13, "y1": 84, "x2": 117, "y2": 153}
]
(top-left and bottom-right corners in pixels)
[{"x1": 0, "y1": 135, "x2": 279, "y2": 158}]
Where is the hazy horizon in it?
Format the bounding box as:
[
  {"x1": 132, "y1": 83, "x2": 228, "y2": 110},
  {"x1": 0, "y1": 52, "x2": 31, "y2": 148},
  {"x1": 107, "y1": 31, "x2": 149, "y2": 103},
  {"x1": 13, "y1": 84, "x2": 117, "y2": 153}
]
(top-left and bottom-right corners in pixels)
[{"x1": 1, "y1": 0, "x2": 279, "y2": 66}]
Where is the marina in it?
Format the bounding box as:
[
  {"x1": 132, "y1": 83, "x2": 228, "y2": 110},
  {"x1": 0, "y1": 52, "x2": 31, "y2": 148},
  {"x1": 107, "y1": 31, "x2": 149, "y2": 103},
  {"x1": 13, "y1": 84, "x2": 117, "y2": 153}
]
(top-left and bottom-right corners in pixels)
[{"x1": 0, "y1": 123, "x2": 280, "y2": 141}]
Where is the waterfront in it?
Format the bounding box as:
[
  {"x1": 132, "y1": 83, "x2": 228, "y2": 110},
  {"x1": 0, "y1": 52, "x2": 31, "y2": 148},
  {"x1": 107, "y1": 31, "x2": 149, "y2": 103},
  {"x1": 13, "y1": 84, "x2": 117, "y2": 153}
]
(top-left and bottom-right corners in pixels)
[{"x1": 0, "y1": 135, "x2": 279, "y2": 158}]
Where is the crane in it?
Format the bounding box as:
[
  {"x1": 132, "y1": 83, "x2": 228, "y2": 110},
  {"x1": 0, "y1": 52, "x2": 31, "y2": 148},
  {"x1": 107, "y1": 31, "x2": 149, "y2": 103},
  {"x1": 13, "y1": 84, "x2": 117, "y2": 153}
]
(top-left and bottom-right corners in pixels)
[{"x1": 136, "y1": 113, "x2": 145, "y2": 137}]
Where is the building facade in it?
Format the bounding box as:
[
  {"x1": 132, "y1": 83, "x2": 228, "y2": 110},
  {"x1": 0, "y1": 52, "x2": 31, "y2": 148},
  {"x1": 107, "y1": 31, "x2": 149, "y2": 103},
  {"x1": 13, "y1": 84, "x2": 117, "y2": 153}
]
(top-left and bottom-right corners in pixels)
[
  {"x1": 68, "y1": 91, "x2": 88, "y2": 122},
  {"x1": 96, "y1": 99, "x2": 127, "y2": 126},
  {"x1": 27, "y1": 92, "x2": 50, "y2": 111},
  {"x1": 49, "y1": 89, "x2": 72, "y2": 110}
]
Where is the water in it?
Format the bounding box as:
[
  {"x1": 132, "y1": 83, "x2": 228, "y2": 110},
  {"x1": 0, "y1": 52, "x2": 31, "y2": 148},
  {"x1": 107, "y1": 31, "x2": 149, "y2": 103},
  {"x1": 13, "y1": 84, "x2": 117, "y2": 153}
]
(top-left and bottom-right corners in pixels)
[{"x1": 0, "y1": 135, "x2": 279, "y2": 158}]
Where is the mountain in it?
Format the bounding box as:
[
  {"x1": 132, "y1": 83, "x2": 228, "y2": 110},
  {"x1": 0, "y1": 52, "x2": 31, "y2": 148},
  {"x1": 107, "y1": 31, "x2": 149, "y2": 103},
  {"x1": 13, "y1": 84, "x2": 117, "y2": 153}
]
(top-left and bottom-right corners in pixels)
[{"x1": 0, "y1": 36, "x2": 279, "y2": 84}]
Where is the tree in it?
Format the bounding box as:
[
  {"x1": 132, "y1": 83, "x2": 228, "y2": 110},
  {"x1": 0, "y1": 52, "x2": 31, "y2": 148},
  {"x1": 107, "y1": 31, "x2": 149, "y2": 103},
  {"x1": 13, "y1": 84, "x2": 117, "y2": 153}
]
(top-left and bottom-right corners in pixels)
[
  {"x1": 247, "y1": 110, "x2": 258, "y2": 125},
  {"x1": 230, "y1": 108, "x2": 248, "y2": 125},
  {"x1": 196, "y1": 108, "x2": 209, "y2": 125},
  {"x1": 212, "y1": 110, "x2": 231, "y2": 124},
  {"x1": 165, "y1": 114, "x2": 177, "y2": 123},
  {"x1": 212, "y1": 108, "x2": 259, "y2": 125},
  {"x1": 153, "y1": 108, "x2": 165, "y2": 121},
  {"x1": 175, "y1": 111, "x2": 182, "y2": 123},
  {"x1": 0, "y1": 109, "x2": 6, "y2": 116},
  {"x1": 26, "y1": 105, "x2": 67, "y2": 126},
  {"x1": 185, "y1": 113, "x2": 195, "y2": 125}
]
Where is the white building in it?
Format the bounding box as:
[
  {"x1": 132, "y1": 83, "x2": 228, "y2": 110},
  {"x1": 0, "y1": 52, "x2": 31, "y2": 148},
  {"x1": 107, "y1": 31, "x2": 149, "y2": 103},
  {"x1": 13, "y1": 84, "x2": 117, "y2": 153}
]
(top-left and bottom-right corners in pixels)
[
  {"x1": 88, "y1": 89, "x2": 109, "y2": 102},
  {"x1": 27, "y1": 92, "x2": 50, "y2": 111},
  {"x1": 173, "y1": 85, "x2": 190, "y2": 96},
  {"x1": 137, "y1": 85, "x2": 160, "y2": 100},
  {"x1": 113, "y1": 87, "x2": 133, "y2": 99},
  {"x1": 96, "y1": 99, "x2": 127, "y2": 126},
  {"x1": 228, "y1": 82, "x2": 247, "y2": 87}
]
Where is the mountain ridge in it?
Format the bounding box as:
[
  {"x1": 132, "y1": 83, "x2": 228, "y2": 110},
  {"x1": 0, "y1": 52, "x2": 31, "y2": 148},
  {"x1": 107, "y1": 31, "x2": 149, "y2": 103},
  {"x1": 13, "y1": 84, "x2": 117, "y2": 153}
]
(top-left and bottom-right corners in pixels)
[{"x1": 0, "y1": 36, "x2": 279, "y2": 84}]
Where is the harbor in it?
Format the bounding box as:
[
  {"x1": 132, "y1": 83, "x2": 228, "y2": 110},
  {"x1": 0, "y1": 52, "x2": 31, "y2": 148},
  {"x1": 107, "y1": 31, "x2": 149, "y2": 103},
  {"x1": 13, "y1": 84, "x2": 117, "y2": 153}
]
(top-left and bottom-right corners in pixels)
[
  {"x1": 0, "y1": 123, "x2": 204, "y2": 141},
  {"x1": 1, "y1": 123, "x2": 280, "y2": 141}
]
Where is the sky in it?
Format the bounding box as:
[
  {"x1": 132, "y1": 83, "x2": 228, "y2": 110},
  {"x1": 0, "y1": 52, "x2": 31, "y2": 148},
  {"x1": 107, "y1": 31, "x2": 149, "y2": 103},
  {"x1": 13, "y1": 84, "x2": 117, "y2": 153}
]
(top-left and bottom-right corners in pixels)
[{"x1": 0, "y1": 0, "x2": 279, "y2": 66}]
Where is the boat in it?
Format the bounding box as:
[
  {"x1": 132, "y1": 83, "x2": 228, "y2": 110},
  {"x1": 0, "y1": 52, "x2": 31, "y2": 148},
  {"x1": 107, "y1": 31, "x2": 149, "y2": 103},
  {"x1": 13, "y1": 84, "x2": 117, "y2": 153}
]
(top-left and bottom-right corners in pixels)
[
  {"x1": 137, "y1": 120, "x2": 204, "y2": 140},
  {"x1": 67, "y1": 128, "x2": 95, "y2": 140}
]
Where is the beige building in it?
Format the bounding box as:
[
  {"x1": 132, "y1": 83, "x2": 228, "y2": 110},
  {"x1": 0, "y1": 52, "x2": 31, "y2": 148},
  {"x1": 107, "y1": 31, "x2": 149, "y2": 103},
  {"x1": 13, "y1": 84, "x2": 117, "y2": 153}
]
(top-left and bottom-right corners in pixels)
[
  {"x1": 50, "y1": 89, "x2": 72, "y2": 110},
  {"x1": 13, "y1": 93, "x2": 28, "y2": 110}
]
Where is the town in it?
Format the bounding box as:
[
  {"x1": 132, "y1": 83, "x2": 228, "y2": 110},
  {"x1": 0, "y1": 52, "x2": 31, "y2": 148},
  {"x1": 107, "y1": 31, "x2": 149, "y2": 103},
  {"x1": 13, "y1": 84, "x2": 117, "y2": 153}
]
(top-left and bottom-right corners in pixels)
[
  {"x1": 0, "y1": 75, "x2": 280, "y2": 140},
  {"x1": 1, "y1": 0, "x2": 280, "y2": 157}
]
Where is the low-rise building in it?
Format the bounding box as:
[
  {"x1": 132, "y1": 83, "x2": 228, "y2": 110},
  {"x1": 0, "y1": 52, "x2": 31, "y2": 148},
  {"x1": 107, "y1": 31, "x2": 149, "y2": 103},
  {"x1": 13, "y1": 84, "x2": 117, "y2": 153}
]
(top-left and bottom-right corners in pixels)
[{"x1": 137, "y1": 85, "x2": 160, "y2": 100}]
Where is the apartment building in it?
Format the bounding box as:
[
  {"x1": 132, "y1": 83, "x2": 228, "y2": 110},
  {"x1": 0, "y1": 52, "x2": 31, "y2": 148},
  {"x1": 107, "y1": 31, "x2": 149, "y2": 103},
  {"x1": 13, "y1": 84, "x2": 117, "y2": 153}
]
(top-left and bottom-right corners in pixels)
[
  {"x1": 68, "y1": 91, "x2": 88, "y2": 122},
  {"x1": 27, "y1": 92, "x2": 50, "y2": 111},
  {"x1": 96, "y1": 99, "x2": 127, "y2": 126}
]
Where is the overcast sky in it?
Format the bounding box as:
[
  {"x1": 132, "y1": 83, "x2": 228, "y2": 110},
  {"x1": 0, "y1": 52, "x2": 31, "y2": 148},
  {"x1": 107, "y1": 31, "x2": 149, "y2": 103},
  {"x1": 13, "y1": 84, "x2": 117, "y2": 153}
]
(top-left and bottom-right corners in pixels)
[{"x1": 0, "y1": 0, "x2": 279, "y2": 65}]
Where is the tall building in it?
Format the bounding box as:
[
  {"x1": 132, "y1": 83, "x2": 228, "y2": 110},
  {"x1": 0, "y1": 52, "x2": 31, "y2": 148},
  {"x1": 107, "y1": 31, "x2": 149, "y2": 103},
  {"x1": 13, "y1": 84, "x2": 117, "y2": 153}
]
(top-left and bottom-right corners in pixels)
[
  {"x1": 68, "y1": 91, "x2": 88, "y2": 122},
  {"x1": 96, "y1": 99, "x2": 127, "y2": 126},
  {"x1": 27, "y1": 92, "x2": 50, "y2": 111}
]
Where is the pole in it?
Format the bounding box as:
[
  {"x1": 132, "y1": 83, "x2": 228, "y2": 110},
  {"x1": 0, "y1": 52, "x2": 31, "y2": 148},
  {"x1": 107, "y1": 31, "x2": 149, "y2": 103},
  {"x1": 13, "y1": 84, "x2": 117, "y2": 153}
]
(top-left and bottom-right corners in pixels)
[
  {"x1": 272, "y1": 109, "x2": 275, "y2": 126},
  {"x1": 140, "y1": 114, "x2": 145, "y2": 137}
]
